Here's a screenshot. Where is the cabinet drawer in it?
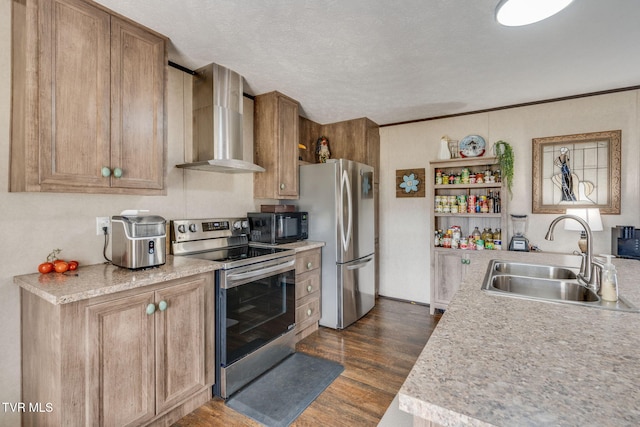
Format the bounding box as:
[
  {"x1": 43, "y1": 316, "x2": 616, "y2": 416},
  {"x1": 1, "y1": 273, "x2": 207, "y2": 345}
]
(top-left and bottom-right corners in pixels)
[
  {"x1": 295, "y1": 297, "x2": 320, "y2": 332},
  {"x1": 295, "y1": 270, "x2": 320, "y2": 301},
  {"x1": 295, "y1": 249, "x2": 321, "y2": 273}
]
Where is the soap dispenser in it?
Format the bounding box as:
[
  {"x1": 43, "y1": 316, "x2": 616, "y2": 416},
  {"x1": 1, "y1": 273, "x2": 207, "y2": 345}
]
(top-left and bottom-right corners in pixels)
[{"x1": 600, "y1": 254, "x2": 619, "y2": 302}]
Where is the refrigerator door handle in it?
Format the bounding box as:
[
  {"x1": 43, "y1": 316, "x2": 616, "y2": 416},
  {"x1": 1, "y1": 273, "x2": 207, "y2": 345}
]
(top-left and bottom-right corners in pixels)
[
  {"x1": 340, "y1": 169, "x2": 353, "y2": 252},
  {"x1": 346, "y1": 256, "x2": 374, "y2": 270}
]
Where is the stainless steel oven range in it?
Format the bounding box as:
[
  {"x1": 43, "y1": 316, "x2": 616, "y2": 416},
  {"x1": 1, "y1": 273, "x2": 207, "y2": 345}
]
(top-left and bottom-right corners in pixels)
[{"x1": 170, "y1": 218, "x2": 296, "y2": 398}]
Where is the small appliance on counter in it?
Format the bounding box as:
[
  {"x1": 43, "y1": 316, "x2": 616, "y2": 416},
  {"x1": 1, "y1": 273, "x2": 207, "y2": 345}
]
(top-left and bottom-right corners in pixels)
[
  {"x1": 247, "y1": 211, "x2": 308, "y2": 244},
  {"x1": 611, "y1": 225, "x2": 640, "y2": 260},
  {"x1": 111, "y1": 212, "x2": 167, "y2": 269},
  {"x1": 509, "y1": 214, "x2": 530, "y2": 251}
]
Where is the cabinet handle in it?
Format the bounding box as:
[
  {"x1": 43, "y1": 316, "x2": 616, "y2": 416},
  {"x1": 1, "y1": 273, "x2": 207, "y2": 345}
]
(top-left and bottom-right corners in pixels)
[
  {"x1": 461, "y1": 259, "x2": 471, "y2": 265},
  {"x1": 307, "y1": 262, "x2": 313, "y2": 269},
  {"x1": 307, "y1": 308, "x2": 312, "y2": 317},
  {"x1": 280, "y1": 183, "x2": 286, "y2": 190},
  {"x1": 307, "y1": 284, "x2": 313, "y2": 293},
  {"x1": 101, "y1": 167, "x2": 123, "y2": 178},
  {"x1": 146, "y1": 303, "x2": 156, "y2": 315},
  {"x1": 158, "y1": 300, "x2": 167, "y2": 311}
]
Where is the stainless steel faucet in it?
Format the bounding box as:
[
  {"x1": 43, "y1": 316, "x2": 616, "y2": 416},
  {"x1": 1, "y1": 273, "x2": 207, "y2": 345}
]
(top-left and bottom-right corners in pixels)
[{"x1": 545, "y1": 214, "x2": 601, "y2": 292}]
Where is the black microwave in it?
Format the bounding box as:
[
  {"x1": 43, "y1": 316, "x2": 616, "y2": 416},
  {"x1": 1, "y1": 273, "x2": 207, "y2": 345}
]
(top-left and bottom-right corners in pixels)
[{"x1": 247, "y1": 212, "x2": 308, "y2": 244}]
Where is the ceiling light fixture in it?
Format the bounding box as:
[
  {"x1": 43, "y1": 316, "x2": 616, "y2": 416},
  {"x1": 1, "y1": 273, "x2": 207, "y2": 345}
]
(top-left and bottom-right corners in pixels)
[{"x1": 495, "y1": 0, "x2": 574, "y2": 27}]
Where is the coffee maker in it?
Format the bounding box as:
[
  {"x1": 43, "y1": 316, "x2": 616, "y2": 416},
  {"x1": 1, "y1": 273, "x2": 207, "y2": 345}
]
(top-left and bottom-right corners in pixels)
[
  {"x1": 611, "y1": 226, "x2": 640, "y2": 259},
  {"x1": 509, "y1": 214, "x2": 530, "y2": 251}
]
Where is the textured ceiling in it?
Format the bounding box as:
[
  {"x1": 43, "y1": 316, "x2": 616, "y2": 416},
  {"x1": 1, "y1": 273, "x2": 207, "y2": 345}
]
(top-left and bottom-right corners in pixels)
[{"x1": 96, "y1": 0, "x2": 640, "y2": 125}]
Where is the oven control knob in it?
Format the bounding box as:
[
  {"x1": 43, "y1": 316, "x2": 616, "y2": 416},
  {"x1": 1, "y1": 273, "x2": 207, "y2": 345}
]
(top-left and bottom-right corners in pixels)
[
  {"x1": 189, "y1": 224, "x2": 197, "y2": 232},
  {"x1": 241, "y1": 220, "x2": 249, "y2": 229},
  {"x1": 177, "y1": 224, "x2": 186, "y2": 233},
  {"x1": 233, "y1": 221, "x2": 242, "y2": 230}
]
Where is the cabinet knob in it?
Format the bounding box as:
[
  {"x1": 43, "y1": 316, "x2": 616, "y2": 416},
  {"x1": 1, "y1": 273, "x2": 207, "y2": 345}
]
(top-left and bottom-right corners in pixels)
[
  {"x1": 101, "y1": 167, "x2": 123, "y2": 178},
  {"x1": 307, "y1": 284, "x2": 313, "y2": 293},
  {"x1": 158, "y1": 300, "x2": 167, "y2": 311},
  {"x1": 146, "y1": 303, "x2": 156, "y2": 315},
  {"x1": 461, "y1": 258, "x2": 471, "y2": 265},
  {"x1": 280, "y1": 183, "x2": 286, "y2": 190},
  {"x1": 307, "y1": 308, "x2": 312, "y2": 317},
  {"x1": 307, "y1": 262, "x2": 313, "y2": 269}
]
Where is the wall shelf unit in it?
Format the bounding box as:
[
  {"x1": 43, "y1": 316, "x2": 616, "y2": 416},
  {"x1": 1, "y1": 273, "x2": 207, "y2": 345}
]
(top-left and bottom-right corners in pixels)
[{"x1": 429, "y1": 156, "x2": 509, "y2": 314}]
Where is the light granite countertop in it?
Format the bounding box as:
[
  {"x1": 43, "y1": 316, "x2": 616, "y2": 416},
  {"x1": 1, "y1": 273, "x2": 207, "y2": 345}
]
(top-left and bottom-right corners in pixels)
[
  {"x1": 14, "y1": 241, "x2": 325, "y2": 305},
  {"x1": 399, "y1": 250, "x2": 640, "y2": 427},
  {"x1": 14, "y1": 255, "x2": 220, "y2": 305}
]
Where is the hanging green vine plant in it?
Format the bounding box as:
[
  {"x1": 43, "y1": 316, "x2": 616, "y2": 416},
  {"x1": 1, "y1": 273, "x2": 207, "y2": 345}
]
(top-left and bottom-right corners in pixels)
[{"x1": 492, "y1": 140, "x2": 514, "y2": 199}]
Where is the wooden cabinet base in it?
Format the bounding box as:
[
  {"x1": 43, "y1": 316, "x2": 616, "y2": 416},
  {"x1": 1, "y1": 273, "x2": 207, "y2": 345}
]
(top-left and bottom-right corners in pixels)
[
  {"x1": 145, "y1": 388, "x2": 211, "y2": 427},
  {"x1": 294, "y1": 248, "x2": 322, "y2": 342},
  {"x1": 20, "y1": 272, "x2": 214, "y2": 427}
]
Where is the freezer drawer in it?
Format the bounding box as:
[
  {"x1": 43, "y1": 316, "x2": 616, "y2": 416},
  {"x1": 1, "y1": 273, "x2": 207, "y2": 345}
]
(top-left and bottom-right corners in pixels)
[{"x1": 337, "y1": 254, "x2": 376, "y2": 329}]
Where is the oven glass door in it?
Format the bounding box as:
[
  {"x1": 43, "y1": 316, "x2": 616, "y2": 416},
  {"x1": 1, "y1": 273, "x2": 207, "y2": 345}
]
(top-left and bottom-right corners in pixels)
[{"x1": 218, "y1": 258, "x2": 296, "y2": 366}]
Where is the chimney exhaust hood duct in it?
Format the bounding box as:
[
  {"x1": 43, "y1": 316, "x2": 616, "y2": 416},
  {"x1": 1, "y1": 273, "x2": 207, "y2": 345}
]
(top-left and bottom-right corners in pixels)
[{"x1": 176, "y1": 63, "x2": 265, "y2": 173}]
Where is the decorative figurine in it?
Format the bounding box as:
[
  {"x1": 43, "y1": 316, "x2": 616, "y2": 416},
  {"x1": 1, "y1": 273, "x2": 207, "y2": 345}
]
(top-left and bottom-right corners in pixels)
[{"x1": 316, "y1": 136, "x2": 331, "y2": 163}]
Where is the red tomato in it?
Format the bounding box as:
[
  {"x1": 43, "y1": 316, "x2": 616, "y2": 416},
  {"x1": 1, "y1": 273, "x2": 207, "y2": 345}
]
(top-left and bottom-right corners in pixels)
[
  {"x1": 38, "y1": 262, "x2": 54, "y2": 274},
  {"x1": 68, "y1": 261, "x2": 79, "y2": 271},
  {"x1": 54, "y1": 261, "x2": 69, "y2": 273},
  {"x1": 53, "y1": 259, "x2": 66, "y2": 265}
]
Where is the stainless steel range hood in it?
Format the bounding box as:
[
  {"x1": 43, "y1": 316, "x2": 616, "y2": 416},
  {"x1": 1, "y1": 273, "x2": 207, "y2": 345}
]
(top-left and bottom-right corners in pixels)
[{"x1": 176, "y1": 63, "x2": 265, "y2": 173}]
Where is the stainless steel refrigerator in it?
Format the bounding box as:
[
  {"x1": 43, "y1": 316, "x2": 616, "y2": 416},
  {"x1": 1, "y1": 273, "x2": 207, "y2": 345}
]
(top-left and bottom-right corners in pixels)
[{"x1": 294, "y1": 159, "x2": 375, "y2": 329}]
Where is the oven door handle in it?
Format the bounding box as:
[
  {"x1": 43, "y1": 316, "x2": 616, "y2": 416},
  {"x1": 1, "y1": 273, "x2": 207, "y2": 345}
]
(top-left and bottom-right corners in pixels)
[{"x1": 226, "y1": 259, "x2": 295, "y2": 283}]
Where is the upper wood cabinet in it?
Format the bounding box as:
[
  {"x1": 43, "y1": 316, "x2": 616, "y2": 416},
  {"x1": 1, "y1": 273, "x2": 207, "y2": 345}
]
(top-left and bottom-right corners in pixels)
[
  {"x1": 253, "y1": 91, "x2": 300, "y2": 199},
  {"x1": 319, "y1": 117, "x2": 380, "y2": 182},
  {"x1": 10, "y1": 0, "x2": 167, "y2": 195}
]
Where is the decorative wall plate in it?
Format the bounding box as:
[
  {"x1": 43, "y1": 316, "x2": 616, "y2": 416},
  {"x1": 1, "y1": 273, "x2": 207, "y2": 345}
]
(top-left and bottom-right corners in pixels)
[{"x1": 459, "y1": 135, "x2": 486, "y2": 158}]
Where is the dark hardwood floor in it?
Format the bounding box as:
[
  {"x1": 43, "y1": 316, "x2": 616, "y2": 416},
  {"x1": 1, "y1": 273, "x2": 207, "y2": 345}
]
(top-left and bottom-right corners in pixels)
[{"x1": 173, "y1": 297, "x2": 441, "y2": 426}]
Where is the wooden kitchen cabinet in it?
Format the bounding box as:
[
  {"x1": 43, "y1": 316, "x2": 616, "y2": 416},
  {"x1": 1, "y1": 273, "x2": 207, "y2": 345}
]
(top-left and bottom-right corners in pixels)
[
  {"x1": 21, "y1": 272, "x2": 214, "y2": 427},
  {"x1": 10, "y1": 0, "x2": 167, "y2": 195},
  {"x1": 254, "y1": 91, "x2": 300, "y2": 199},
  {"x1": 432, "y1": 249, "x2": 477, "y2": 313},
  {"x1": 294, "y1": 248, "x2": 322, "y2": 341}
]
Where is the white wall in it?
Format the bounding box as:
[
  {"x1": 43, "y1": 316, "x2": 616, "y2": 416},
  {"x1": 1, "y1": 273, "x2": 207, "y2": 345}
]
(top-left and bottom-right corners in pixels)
[
  {"x1": 0, "y1": 0, "x2": 260, "y2": 423},
  {"x1": 379, "y1": 91, "x2": 640, "y2": 304}
]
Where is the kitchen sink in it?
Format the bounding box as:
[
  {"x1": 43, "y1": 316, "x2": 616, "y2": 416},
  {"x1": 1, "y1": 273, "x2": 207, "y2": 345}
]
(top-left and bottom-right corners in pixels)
[
  {"x1": 482, "y1": 260, "x2": 640, "y2": 312},
  {"x1": 492, "y1": 261, "x2": 577, "y2": 280},
  {"x1": 490, "y1": 275, "x2": 598, "y2": 302}
]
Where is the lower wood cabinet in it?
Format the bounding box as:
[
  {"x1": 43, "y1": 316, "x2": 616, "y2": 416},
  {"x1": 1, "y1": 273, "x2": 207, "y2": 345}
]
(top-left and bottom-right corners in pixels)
[
  {"x1": 431, "y1": 249, "x2": 477, "y2": 314},
  {"x1": 21, "y1": 272, "x2": 215, "y2": 427},
  {"x1": 294, "y1": 248, "x2": 322, "y2": 341}
]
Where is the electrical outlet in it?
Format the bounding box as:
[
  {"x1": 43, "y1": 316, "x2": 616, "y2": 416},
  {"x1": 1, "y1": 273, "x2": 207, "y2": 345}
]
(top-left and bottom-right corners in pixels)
[{"x1": 96, "y1": 217, "x2": 111, "y2": 236}]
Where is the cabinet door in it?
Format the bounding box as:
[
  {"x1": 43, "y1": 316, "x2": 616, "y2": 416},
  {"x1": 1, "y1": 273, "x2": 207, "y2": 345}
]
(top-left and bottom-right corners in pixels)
[
  {"x1": 111, "y1": 17, "x2": 166, "y2": 190},
  {"x1": 155, "y1": 277, "x2": 207, "y2": 412},
  {"x1": 38, "y1": 0, "x2": 111, "y2": 189},
  {"x1": 433, "y1": 252, "x2": 468, "y2": 306},
  {"x1": 276, "y1": 95, "x2": 299, "y2": 198},
  {"x1": 87, "y1": 292, "x2": 156, "y2": 427},
  {"x1": 156, "y1": 277, "x2": 206, "y2": 413}
]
